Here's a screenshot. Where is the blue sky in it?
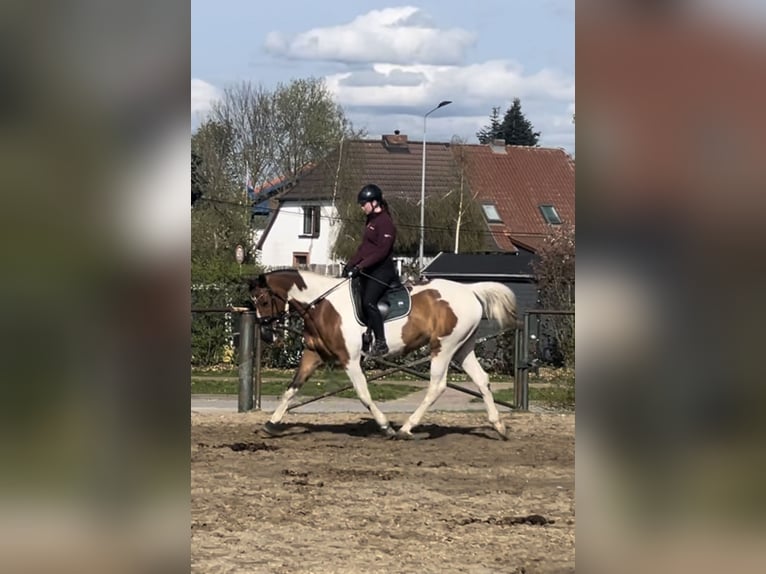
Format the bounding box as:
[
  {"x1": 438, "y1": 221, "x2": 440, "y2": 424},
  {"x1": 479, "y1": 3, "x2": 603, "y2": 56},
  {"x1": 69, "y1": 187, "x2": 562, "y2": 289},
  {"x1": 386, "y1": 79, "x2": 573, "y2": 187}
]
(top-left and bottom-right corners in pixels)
[{"x1": 192, "y1": 1, "x2": 574, "y2": 153}]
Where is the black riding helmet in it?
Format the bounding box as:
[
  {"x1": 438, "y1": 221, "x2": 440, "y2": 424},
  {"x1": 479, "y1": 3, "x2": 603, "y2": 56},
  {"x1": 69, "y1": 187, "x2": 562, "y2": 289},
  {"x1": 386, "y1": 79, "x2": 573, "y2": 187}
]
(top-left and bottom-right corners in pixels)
[{"x1": 357, "y1": 183, "x2": 383, "y2": 205}]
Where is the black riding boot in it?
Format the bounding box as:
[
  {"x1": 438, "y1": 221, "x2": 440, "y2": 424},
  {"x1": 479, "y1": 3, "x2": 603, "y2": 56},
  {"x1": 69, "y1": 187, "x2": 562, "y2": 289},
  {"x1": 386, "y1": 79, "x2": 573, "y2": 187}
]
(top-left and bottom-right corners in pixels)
[
  {"x1": 365, "y1": 305, "x2": 388, "y2": 356},
  {"x1": 369, "y1": 338, "x2": 389, "y2": 356}
]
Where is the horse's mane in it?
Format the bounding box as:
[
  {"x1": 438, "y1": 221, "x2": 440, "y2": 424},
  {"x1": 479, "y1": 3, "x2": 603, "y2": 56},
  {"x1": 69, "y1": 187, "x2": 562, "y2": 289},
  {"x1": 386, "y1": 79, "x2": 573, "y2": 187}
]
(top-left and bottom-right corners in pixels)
[
  {"x1": 247, "y1": 267, "x2": 302, "y2": 290},
  {"x1": 262, "y1": 267, "x2": 301, "y2": 277},
  {"x1": 295, "y1": 269, "x2": 345, "y2": 286},
  {"x1": 263, "y1": 267, "x2": 345, "y2": 291}
]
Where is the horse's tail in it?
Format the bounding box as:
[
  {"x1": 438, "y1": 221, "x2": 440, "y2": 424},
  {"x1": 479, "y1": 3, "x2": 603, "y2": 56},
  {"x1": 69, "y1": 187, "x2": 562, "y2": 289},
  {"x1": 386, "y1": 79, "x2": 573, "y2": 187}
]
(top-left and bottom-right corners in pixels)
[{"x1": 467, "y1": 282, "x2": 518, "y2": 329}]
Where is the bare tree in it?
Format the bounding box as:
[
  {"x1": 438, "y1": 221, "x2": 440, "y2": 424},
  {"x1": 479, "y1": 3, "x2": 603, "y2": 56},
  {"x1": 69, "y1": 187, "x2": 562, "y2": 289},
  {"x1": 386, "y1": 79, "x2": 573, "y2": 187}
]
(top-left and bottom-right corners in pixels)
[
  {"x1": 194, "y1": 78, "x2": 361, "y2": 261},
  {"x1": 209, "y1": 81, "x2": 275, "y2": 194},
  {"x1": 270, "y1": 77, "x2": 357, "y2": 183},
  {"x1": 205, "y1": 77, "x2": 358, "y2": 200},
  {"x1": 191, "y1": 119, "x2": 250, "y2": 259},
  {"x1": 449, "y1": 137, "x2": 483, "y2": 253},
  {"x1": 532, "y1": 224, "x2": 575, "y2": 364}
]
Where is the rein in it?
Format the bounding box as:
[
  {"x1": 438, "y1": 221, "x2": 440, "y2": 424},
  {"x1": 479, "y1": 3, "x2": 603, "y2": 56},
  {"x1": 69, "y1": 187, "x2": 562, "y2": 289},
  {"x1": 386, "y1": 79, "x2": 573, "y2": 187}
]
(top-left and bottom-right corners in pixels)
[
  {"x1": 357, "y1": 269, "x2": 390, "y2": 287},
  {"x1": 258, "y1": 276, "x2": 351, "y2": 331}
]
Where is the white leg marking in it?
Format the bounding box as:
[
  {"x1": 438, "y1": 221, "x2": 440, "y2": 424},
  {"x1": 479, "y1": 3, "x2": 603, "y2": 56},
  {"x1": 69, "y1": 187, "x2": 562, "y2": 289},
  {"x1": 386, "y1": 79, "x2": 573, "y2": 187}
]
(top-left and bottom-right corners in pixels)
[
  {"x1": 457, "y1": 347, "x2": 507, "y2": 438},
  {"x1": 269, "y1": 386, "x2": 299, "y2": 424},
  {"x1": 269, "y1": 349, "x2": 322, "y2": 425},
  {"x1": 345, "y1": 360, "x2": 391, "y2": 431},
  {"x1": 398, "y1": 352, "x2": 452, "y2": 435}
]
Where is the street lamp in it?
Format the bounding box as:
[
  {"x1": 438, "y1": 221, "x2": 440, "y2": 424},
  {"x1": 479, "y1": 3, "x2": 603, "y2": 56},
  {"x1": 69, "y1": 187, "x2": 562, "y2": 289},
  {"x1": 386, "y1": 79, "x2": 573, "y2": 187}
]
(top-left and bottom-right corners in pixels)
[{"x1": 419, "y1": 100, "x2": 452, "y2": 271}]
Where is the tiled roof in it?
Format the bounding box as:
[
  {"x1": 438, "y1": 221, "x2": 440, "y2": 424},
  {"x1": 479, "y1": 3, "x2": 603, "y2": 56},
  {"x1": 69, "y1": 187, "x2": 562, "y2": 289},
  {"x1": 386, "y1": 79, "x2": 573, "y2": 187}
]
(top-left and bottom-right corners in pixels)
[
  {"x1": 463, "y1": 145, "x2": 575, "y2": 249},
  {"x1": 271, "y1": 135, "x2": 575, "y2": 253},
  {"x1": 282, "y1": 136, "x2": 458, "y2": 203}
]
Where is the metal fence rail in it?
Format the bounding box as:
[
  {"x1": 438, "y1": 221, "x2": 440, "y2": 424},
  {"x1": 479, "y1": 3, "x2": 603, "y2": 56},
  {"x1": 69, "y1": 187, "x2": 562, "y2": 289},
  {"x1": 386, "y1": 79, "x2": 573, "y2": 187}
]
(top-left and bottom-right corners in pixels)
[
  {"x1": 192, "y1": 308, "x2": 261, "y2": 412},
  {"x1": 193, "y1": 307, "x2": 574, "y2": 413},
  {"x1": 513, "y1": 310, "x2": 575, "y2": 410}
]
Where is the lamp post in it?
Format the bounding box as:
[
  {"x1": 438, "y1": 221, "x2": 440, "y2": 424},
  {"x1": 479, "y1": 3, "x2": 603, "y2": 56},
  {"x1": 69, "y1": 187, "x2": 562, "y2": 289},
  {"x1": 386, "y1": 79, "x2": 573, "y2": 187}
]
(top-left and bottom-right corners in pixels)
[{"x1": 419, "y1": 100, "x2": 452, "y2": 271}]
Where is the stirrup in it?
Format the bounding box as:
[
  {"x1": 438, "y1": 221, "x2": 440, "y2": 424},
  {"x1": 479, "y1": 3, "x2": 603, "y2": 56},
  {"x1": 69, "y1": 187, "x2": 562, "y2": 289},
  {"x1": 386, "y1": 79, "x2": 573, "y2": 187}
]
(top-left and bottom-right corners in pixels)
[{"x1": 367, "y1": 341, "x2": 389, "y2": 357}]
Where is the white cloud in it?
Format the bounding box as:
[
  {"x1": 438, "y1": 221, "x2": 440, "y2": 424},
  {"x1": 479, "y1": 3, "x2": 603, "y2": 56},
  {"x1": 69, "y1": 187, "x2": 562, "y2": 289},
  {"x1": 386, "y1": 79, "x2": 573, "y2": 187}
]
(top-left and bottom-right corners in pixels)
[
  {"x1": 440, "y1": 61, "x2": 574, "y2": 102},
  {"x1": 339, "y1": 68, "x2": 424, "y2": 87},
  {"x1": 191, "y1": 78, "x2": 221, "y2": 121},
  {"x1": 264, "y1": 6, "x2": 475, "y2": 65},
  {"x1": 325, "y1": 61, "x2": 573, "y2": 109},
  {"x1": 322, "y1": 60, "x2": 574, "y2": 152},
  {"x1": 258, "y1": 6, "x2": 574, "y2": 152}
]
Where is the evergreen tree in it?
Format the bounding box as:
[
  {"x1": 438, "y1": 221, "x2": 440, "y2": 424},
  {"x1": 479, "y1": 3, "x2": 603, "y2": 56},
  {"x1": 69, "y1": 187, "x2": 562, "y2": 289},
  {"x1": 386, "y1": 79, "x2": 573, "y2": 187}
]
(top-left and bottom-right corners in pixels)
[
  {"x1": 500, "y1": 98, "x2": 540, "y2": 146},
  {"x1": 475, "y1": 106, "x2": 503, "y2": 144}
]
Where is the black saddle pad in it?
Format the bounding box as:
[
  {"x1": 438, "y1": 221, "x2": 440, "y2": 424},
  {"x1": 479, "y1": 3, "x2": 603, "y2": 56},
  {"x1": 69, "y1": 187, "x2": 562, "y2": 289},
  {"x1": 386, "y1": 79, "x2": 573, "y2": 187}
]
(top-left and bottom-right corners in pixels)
[{"x1": 349, "y1": 279, "x2": 411, "y2": 326}]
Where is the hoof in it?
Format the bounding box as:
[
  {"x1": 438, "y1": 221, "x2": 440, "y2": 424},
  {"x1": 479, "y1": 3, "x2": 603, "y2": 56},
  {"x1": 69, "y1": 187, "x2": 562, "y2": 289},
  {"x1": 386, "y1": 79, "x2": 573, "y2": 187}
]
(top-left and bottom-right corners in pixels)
[
  {"x1": 494, "y1": 425, "x2": 509, "y2": 441},
  {"x1": 394, "y1": 430, "x2": 428, "y2": 441},
  {"x1": 260, "y1": 421, "x2": 284, "y2": 437},
  {"x1": 381, "y1": 425, "x2": 397, "y2": 438},
  {"x1": 394, "y1": 430, "x2": 414, "y2": 440}
]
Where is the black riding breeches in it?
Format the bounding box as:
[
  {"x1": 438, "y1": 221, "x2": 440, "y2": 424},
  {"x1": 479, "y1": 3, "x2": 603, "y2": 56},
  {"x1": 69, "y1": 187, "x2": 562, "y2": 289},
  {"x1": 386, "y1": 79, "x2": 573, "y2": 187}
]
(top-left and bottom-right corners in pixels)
[{"x1": 361, "y1": 270, "x2": 395, "y2": 341}]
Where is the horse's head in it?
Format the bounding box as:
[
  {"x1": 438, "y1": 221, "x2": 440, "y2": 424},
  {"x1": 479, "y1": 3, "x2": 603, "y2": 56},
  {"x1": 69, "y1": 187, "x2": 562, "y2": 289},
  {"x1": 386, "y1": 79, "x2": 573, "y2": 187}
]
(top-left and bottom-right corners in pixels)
[
  {"x1": 247, "y1": 270, "x2": 307, "y2": 343},
  {"x1": 247, "y1": 273, "x2": 289, "y2": 343}
]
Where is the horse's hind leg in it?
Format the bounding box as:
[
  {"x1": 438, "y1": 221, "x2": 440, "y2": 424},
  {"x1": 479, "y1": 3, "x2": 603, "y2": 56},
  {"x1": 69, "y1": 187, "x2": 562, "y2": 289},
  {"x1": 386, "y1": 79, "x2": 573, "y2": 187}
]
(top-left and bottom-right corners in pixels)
[
  {"x1": 345, "y1": 360, "x2": 395, "y2": 437},
  {"x1": 456, "y1": 347, "x2": 508, "y2": 440},
  {"x1": 263, "y1": 349, "x2": 323, "y2": 435}
]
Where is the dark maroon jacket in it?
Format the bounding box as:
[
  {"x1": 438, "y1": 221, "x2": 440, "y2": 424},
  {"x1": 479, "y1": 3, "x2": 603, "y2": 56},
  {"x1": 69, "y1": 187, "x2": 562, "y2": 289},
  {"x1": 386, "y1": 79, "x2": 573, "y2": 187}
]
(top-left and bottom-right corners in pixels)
[{"x1": 347, "y1": 209, "x2": 397, "y2": 271}]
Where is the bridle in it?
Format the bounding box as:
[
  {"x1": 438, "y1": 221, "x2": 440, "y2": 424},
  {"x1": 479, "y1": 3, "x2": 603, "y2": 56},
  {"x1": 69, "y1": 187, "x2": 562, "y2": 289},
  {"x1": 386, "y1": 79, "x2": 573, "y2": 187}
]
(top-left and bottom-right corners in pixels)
[
  {"x1": 252, "y1": 273, "x2": 352, "y2": 335},
  {"x1": 252, "y1": 285, "x2": 291, "y2": 327}
]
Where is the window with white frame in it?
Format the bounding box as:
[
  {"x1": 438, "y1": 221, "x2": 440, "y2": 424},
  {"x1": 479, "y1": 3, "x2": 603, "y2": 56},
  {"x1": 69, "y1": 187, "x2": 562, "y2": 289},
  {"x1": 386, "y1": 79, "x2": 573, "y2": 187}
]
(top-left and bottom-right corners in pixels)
[
  {"x1": 539, "y1": 204, "x2": 562, "y2": 225},
  {"x1": 481, "y1": 203, "x2": 502, "y2": 223},
  {"x1": 302, "y1": 206, "x2": 320, "y2": 237}
]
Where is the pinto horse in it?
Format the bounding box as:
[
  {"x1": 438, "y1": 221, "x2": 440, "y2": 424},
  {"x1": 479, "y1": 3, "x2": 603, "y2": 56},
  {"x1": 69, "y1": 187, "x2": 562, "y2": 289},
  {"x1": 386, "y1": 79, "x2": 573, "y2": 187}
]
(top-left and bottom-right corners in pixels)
[{"x1": 248, "y1": 269, "x2": 518, "y2": 440}]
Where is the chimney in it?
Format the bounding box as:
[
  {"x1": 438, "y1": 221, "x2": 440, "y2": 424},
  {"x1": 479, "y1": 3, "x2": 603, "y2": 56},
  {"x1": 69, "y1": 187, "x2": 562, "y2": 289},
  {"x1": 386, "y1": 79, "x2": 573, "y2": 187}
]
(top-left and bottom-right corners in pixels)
[
  {"x1": 490, "y1": 138, "x2": 507, "y2": 154},
  {"x1": 382, "y1": 131, "x2": 409, "y2": 150}
]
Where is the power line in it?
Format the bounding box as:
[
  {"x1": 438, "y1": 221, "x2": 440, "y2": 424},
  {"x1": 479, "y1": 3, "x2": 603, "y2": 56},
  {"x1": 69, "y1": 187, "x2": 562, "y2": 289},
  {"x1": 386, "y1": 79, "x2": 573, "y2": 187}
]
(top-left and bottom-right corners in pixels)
[{"x1": 195, "y1": 196, "x2": 510, "y2": 239}]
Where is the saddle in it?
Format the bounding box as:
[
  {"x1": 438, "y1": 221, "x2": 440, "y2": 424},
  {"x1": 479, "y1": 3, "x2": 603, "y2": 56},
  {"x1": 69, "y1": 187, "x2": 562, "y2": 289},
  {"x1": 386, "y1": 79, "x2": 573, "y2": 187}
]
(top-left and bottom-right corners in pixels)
[{"x1": 348, "y1": 277, "x2": 411, "y2": 328}]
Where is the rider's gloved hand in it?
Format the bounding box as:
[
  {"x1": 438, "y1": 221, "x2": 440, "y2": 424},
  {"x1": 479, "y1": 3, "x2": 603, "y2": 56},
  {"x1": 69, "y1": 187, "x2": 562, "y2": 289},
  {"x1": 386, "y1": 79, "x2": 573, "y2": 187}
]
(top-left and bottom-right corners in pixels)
[{"x1": 343, "y1": 264, "x2": 361, "y2": 278}]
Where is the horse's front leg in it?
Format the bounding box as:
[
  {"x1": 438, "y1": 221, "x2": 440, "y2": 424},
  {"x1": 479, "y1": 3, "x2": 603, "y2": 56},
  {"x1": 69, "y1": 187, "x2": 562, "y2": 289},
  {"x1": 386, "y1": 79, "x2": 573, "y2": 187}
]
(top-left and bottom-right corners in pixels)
[
  {"x1": 345, "y1": 359, "x2": 395, "y2": 437},
  {"x1": 262, "y1": 349, "x2": 323, "y2": 436},
  {"x1": 396, "y1": 351, "x2": 451, "y2": 439}
]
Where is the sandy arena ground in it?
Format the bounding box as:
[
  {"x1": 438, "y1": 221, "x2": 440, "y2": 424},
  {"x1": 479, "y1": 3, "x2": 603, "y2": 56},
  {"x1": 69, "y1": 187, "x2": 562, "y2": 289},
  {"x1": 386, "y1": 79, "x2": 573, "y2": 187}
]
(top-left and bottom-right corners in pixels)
[{"x1": 191, "y1": 409, "x2": 574, "y2": 573}]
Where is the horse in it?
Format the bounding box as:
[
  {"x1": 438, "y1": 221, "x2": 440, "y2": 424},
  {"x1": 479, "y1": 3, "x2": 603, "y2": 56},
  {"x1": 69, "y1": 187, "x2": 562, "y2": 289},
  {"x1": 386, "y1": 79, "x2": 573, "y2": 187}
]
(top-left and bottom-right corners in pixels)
[{"x1": 248, "y1": 268, "x2": 518, "y2": 440}]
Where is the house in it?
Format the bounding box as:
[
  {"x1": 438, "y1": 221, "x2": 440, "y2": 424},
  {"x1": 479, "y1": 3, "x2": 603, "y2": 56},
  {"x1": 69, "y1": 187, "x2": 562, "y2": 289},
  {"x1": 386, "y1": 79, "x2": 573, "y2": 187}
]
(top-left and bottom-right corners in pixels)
[
  {"x1": 254, "y1": 134, "x2": 574, "y2": 273},
  {"x1": 463, "y1": 140, "x2": 575, "y2": 253}
]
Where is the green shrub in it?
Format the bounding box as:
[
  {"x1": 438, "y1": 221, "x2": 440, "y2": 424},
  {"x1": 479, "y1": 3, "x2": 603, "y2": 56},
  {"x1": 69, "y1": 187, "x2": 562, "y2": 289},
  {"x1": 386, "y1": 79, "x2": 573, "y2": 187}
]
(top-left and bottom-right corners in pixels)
[
  {"x1": 531, "y1": 367, "x2": 575, "y2": 410},
  {"x1": 191, "y1": 259, "x2": 256, "y2": 366}
]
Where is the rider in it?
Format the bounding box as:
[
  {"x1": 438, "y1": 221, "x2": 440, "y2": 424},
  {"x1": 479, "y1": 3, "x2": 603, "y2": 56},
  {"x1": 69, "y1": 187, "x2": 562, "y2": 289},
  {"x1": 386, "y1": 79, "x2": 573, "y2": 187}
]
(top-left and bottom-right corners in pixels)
[{"x1": 342, "y1": 184, "x2": 398, "y2": 356}]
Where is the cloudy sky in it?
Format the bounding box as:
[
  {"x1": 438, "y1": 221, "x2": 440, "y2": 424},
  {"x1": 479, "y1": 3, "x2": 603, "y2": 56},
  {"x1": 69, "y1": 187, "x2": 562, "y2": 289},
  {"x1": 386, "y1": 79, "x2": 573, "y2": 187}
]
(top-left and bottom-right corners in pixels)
[{"x1": 192, "y1": 0, "x2": 574, "y2": 153}]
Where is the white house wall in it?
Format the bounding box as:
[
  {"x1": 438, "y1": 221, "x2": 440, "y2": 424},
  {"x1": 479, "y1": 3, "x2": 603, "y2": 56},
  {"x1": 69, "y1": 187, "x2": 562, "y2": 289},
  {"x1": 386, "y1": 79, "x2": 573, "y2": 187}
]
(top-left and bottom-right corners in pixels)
[{"x1": 257, "y1": 202, "x2": 342, "y2": 269}]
